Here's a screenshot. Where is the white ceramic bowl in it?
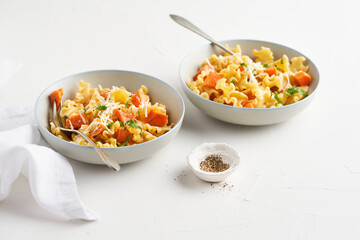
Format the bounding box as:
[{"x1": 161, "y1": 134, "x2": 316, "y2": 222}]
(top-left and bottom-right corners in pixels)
[
  {"x1": 179, "y1": 39, "x2": 320, "y2": 125},
  {"x1": 35, "y1": 70, "x2": 185, "y2": 165},
  {"x1": 187, "y1": 143, "x2": 241, "y2": 182}
]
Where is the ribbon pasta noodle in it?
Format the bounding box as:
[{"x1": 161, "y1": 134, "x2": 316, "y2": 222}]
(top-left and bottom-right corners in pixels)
[
  {"x1": 188, "y1": 45, "x2": 312, "y2": 108},
  {"x1": 50, "y1": 80, "x2": 173, "y2": 147}
]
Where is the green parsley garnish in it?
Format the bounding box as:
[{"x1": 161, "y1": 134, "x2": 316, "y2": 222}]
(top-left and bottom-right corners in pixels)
[
  {"x1": 240, "y1": 62, "x2": 247, "y2": 67},
  {"x1": 274, "y1": 91, "x2": 283, "y2": 105},
  {"x1": 118, "y1": 119, "x2": 143, "y2": 135},
  {"x1": 96, "y1": 105, "x2": 107, "y2": 110},
  {"x1": 284, "y1": 86, "x2": 308, "y2": 97},
  {"x1": 263, "y1": 64, "x2": 269, "y2": 68},
  {"x1": 275, "y1": 65, "x2": 280, "y2": 71},
  {"x1": 230, "y1": 80, "x2": 236, "y2": 86},
  {"x1": 125, "y1": 102, "x2": 130, "y2": 109},
  {"x1": 137, "y1": 110, "x2": 140, "y2": 116},
  {"x1": 300, "y1": 89, "x2": 308, "y2": 97},
  {"x1": 125, "y1": 119, "x2": 142, "y2": 135},
  {"x1": 83, "y1": 108, "x2": 88, "y2": 113},
  {"x1": 106, "y1": 122, "x2": 114, "y2": 129},
  {"x1": 280, "y1": 59, "x2": 284, "y2": 64},
  {"x1": 118, "y1": 120, "x2": 125, "y2": 127},
  {"x1": 285, "y1": 86, "x2": 299, "y2": 96}
]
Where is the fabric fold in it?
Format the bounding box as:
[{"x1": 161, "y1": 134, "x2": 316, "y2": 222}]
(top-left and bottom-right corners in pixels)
[{"x1": 0, "y1": 108, "x2": 98, "y2": 221}]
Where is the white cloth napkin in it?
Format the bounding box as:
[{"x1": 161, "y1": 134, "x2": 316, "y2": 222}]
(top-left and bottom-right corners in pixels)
[
  {"x1": 0, "y1": 59, "x2": 98, "y2": 221},
  {"x1": 0, "y1": 107, "x2": 99, "y2": 221}
]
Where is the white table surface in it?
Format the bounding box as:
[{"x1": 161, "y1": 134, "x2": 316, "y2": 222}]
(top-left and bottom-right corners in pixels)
[{"x1": 1, "y1": 0, "x2": 360, "y2": 239}]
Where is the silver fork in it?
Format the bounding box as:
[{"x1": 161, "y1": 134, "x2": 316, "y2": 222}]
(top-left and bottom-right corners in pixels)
[{"x1": 52, "y1": 101, "x2": 121, "y2": 171}]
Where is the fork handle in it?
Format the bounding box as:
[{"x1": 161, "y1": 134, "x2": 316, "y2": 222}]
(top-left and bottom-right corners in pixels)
[{"x1": 77, "y1": 131, "x2": 121, "y2": 171}]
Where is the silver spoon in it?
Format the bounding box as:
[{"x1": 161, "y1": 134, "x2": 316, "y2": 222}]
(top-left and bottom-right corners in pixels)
[
  {"x1": 170, "y1": 14, "x2": 236, "y2": 55},
  {"x1": 52, "y1": 101, "x2": 121, "y2": 171}
]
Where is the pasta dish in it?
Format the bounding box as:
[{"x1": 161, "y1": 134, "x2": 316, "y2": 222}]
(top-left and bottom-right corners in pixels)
[
  {"x1": 50, "y1": 80, "x2": 173, "y2": 147},
  {"x1": 188, "y1": 45, "x2": 312, "y2": 108}
]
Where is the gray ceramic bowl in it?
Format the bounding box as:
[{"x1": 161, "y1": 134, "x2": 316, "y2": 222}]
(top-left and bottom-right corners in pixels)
[
  {"x1": 179, "y1": 39, "x2": 320, "y2": 125},
  {"x1": 35, "y1": 70, "x2": 185, "y2": 165}
]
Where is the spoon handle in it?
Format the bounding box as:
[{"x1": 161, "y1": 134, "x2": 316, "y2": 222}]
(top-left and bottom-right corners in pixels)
[
  {"x1": 170, "y1": 14, "x2": 235, "y2": 55},
  {"x1": 76, "y1": 131, "x2": 121, "y2": 171}
]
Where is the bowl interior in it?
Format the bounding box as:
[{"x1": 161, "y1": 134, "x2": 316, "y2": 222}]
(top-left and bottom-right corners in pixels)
[{"x1": 180, "y1": 39, "x2": 319, "y2": 97}]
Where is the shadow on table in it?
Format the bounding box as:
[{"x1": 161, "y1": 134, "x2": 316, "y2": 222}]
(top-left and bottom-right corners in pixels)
[{"x1": 0, "y1": 175, "x2": 97, "y2": 224}]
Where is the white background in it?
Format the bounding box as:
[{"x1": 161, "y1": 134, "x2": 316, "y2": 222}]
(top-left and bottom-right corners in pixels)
[{"x1": 1, "y1": 0, "x2": 360, "y2": 239}]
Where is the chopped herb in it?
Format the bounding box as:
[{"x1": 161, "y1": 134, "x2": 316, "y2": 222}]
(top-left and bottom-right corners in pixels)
[
  {"x1": 106, "y1": 122, "x2": 114, "y2": 129},
  {"x1": 263, "y1": 64, "x2": 269, "y2": 68},
  {"x1": 125, "y1": 102, "x2": 130, "y2": 109},
  {"x1": 253, "y1": 70, "x2": 257, "y2": 75},
  {"x1": 300, "y1": 89, "x2": 308, "y2": 97},
  {"x1": 121, "y1": 134, "x2": 131, "y2": 147},
  {"x1": 125, "y1": 119, "x2": 142, "y2": 135},
  {"x1": 274, "y1": 91, "x2": 283, "y2": 105},
  {"x1": 84, "y1": 108, "x2": 88, "y2": 113},
  {"x1": 285, "y1": 86, "x2": 299, "y2": 96},
  {"x1": 281, "y1": 58, "x2": 284, "y2": 64},
  {"x1": 118, "y1": 119, "x2": 143, "y2": 135},
  {"x1": 137, "y1": 110, "x2": 140, "y2": 116},
  {"x1": 240, "y1": 62, "x2": 247, "y2": 67},
  {"x1": 275, "y1": 65, "x2": 280, "y2": 71},
  {"x1": 96, "y1": 105, "x2": 107, "y2": 110},
  {"x1": 129, "y1": 94, "x2": 133, "y2": 97},
  {"x1": 95, "y1": 142, "x2": 100, "y2": 145},
  {"x1": 247, "y1": 78, "x2": 250, "y2": 82},
  {"x1": 284, "y1": 86, "x2": 308, "y2": 97},
  {"x1": 230, "y1": 80, "x2": 236, "y2": 86}
]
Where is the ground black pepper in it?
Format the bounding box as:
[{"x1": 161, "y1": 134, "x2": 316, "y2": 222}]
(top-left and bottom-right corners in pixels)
[{"x1": 200, "y1": 155, "x2": 230, "y2": 173}]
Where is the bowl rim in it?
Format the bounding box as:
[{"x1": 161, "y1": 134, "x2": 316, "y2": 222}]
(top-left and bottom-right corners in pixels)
[
  {"x1": 34, "y1": 69, "x2": 185, "y2": 151},
  {"x1": 179, "y1": 38, "x2": 320, "y2": 112}
]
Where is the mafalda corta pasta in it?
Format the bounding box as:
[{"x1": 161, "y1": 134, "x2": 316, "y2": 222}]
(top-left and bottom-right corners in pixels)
[
  {"x1": 188, "y1": 45, "x2": 312, "y2": 108},
  {"x1": 50, "y1": 80, "x2": 173, "y2": 147}
]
